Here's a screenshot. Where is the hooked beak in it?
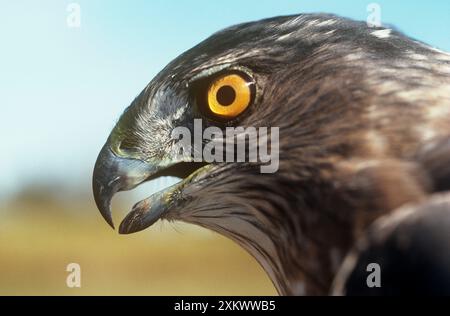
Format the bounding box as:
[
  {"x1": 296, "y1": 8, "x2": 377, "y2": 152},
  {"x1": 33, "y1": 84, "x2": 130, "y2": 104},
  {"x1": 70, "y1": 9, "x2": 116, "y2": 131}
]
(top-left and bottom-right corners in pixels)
[
  {"x1": 92, "y1": 144, "x2": 157, "y2": 229},
  {"x1": 93, "y1": 143, "x2": 210, "y2": 232}
]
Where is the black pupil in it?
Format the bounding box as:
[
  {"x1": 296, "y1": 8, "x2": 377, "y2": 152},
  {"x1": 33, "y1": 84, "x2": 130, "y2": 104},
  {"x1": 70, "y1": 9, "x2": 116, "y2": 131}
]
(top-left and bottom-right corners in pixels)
[{"x1": 216, "y1": 85, "x2": 236, "y2": 106}]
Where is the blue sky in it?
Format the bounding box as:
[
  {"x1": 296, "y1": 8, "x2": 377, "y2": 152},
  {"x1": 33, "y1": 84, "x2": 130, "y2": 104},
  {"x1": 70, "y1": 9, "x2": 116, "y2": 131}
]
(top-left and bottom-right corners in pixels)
[{"x1": 1, "y1": 0, "x2": 450, "y2": 196}]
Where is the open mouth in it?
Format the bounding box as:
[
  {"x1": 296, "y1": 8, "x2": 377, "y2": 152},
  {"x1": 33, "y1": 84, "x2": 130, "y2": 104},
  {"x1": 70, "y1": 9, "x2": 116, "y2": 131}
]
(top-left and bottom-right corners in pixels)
[
  {"x1": 118, "y1": 162, "x2": 211, "y2": 234},
  {"x1": 146, "y1": 161, "x2": 210, "y2": 181},
  {"x1": 92, "y1": 144, "x2": 210, "y2": 235}
]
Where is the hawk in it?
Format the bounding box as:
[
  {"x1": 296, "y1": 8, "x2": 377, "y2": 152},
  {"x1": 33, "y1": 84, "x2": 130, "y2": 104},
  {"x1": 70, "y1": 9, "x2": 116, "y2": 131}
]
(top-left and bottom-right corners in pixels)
[{"x1": 93, "y1": 14, "x2": 450, "y2": 295}]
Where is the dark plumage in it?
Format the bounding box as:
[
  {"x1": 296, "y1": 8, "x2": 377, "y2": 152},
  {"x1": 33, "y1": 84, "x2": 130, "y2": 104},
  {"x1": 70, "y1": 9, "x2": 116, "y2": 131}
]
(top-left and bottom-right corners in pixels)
[
  {"x1": 93, "y1": 14, "x2": 450, "y2": 295},
  {"x1": 332, "y1": 194, "x2": 450, "y2": 295}
]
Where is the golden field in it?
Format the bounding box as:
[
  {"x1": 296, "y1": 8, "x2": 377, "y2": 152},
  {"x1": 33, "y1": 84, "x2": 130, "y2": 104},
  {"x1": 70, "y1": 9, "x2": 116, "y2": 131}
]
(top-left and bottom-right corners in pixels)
[{"x1": 0, "y1": 192, "x2": 276, "y2": 296}]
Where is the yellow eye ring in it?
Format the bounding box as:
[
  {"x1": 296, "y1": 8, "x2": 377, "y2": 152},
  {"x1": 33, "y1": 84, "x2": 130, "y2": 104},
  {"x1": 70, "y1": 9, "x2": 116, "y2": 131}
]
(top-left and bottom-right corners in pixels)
[{"x1": 206, "y1": 73, "x2": 253, "y2": 119}]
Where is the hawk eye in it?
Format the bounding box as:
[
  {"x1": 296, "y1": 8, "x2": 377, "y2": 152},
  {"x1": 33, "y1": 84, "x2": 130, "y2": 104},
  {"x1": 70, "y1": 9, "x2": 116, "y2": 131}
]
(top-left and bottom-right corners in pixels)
[{"x1": 205, "y1": 73, "x2": 254, "y2": 120}]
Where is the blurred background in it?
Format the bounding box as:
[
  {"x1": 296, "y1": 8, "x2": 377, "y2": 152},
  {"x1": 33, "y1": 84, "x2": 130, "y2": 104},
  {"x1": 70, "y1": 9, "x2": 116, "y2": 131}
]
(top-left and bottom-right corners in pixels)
[{"x1": 1, "y1": 0, "x2": 449, "y2": 295}]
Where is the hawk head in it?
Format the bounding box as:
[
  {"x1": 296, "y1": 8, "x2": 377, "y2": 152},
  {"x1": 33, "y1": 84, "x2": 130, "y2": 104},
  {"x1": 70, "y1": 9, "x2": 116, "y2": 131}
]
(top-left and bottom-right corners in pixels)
[{"x1": 93, "y1": 14, "x2": 450, "y2": 295}]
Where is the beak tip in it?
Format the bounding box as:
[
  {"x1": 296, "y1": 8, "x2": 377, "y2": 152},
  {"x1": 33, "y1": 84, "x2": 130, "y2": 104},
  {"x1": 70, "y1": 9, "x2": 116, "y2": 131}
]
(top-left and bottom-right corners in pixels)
[
  {"x1": 104, "y1": 214, "x2": 116, "y2": 230},
  {"x1": 94, "y1": 194, "x2": 116, "y2": 230},
  {"x1": 118, "y1": 224, "x2": 133, "y2": 235},
  {"x1": 118, "y1": 227, "x2": 130, "y2": 235},
  {"x1": 93, "y1": 182, "x2": 116, "y2": 230},
  {"x1": 93, "y1": 144, "x2": 121, "y2": 230},
  {"x1": 94, "y1": 201, "x2": 115, "y2": 230},
  {"x1": 118, "y1": 214, "x2": 139, "y2": 235}
]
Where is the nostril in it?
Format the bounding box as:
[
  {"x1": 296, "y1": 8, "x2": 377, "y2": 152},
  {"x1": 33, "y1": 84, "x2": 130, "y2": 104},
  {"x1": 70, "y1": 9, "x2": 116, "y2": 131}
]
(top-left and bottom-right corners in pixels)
[{"x1": 113, "y1": 139, "x2": 136, "y2": 157}]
